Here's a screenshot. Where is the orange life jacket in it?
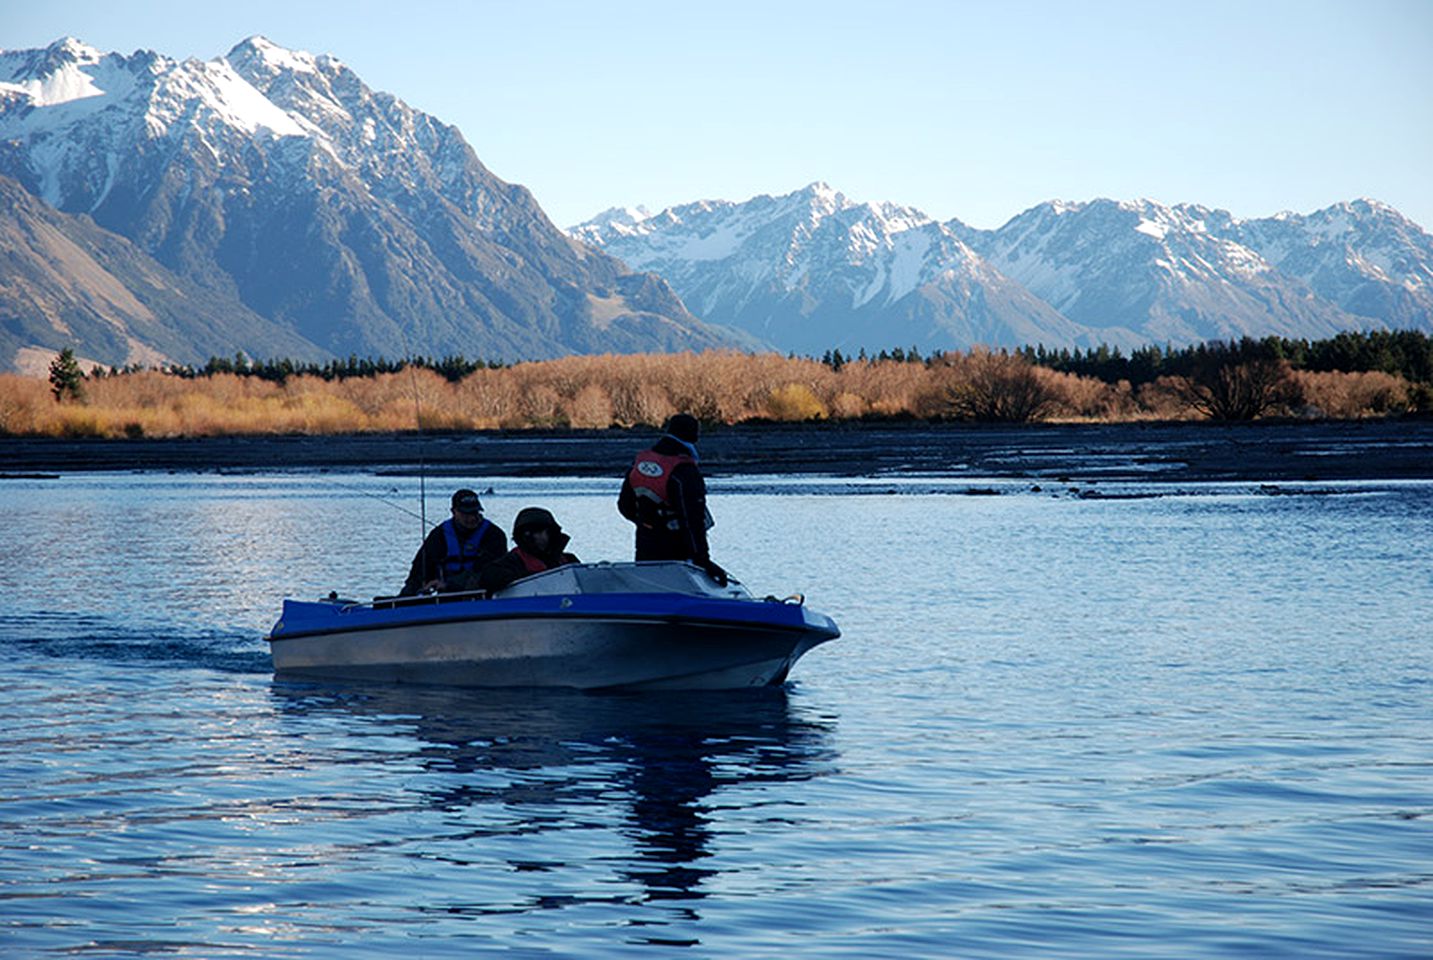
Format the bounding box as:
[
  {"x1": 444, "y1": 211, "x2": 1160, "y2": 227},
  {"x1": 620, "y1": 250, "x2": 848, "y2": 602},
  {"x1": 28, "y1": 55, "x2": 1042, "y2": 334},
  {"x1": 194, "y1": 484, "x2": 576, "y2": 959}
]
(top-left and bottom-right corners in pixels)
[{"x1": 627, "y1": 450, "x2": 695, "y2": 530}]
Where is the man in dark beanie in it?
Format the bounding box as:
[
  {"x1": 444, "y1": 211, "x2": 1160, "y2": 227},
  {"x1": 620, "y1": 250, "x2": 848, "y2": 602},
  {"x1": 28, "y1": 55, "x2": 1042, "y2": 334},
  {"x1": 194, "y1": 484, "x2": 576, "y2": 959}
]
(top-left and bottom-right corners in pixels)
[
  {"x1": 478, "y1": 507, "x2": 580, "y2": 592},
  {"x1": 618, "y1": 413, "x2": 728, "y2": 585},
  {"x1": 399, "y1": 488, "x2": 508, "y2": 595}
]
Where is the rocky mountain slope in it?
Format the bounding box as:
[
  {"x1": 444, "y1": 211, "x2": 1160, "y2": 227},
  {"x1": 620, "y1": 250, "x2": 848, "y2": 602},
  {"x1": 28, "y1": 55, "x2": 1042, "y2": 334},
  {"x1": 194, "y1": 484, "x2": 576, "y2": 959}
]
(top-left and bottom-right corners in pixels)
[
  {"x1": 0, "y1": 37, "x2": 743, "y2": 372},
  {"x1": 0, "y1": 174, "x2": 325, "y2": 374}
]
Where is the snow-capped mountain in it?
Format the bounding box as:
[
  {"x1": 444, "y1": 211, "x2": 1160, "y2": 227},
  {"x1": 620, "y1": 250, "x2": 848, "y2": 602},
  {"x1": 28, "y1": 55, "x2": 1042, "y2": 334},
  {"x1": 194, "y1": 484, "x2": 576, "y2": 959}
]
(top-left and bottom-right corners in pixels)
[
  {"x1": 576, "y1": 189, "x2": 1432, "y2": 354},
  {"x1": 966, "y1": 198, "x2": 1364, "y2": 344},
  {"x1": 1230, "y1": 200, "x2": 1433, "y2": 330},
  {"x1": 0, "y1": 37, "x2": 742, "y2": 371},
  {"x1": 573, "y1": 183, "x2": 1102, "y2": 354}
]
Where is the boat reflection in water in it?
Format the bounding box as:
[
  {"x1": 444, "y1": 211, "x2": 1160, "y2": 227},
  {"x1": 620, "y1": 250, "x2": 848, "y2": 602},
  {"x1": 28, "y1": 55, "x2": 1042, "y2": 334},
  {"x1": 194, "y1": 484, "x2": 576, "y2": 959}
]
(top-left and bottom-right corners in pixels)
[{"x1": 267, "y1": 680, "x2": 837, "y2": 936}]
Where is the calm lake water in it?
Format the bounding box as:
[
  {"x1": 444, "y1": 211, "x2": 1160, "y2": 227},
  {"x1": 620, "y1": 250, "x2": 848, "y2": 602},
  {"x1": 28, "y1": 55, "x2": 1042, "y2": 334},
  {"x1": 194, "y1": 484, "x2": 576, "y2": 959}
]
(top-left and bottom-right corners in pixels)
[{"x1": 1, "y1": 469, "x2": 1430, "y2": 958}]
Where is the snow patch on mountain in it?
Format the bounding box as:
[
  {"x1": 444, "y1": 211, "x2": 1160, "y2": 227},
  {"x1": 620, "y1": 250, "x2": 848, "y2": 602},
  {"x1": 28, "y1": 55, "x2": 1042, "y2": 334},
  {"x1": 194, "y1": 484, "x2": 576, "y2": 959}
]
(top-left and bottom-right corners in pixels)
[
  {"x1": 151, "y1": 57, "x2": 309, "y2": 139},
  {"x1": 232, "y1": 35, "x2": 322, "y2": 76},
  {"x1": 1135, "y1": 219, "x2": 1168, "y2": 240},
  {"x1": 1, "y1": 44, "x2": 137, "y2": 126},
  {"x1": 854, "y1": 228, "x2": 932, "y2": 308},
  {"x1": 0, "y1": 40, "x2": 107, "y2": 106}
]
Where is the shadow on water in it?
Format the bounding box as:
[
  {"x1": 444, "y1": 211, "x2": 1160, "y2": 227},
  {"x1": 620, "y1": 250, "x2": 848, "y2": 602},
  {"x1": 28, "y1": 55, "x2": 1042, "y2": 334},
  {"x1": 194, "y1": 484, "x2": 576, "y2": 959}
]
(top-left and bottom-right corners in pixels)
[{"x1": 268, "y1": 679, "x2": 838, "y2": 934}]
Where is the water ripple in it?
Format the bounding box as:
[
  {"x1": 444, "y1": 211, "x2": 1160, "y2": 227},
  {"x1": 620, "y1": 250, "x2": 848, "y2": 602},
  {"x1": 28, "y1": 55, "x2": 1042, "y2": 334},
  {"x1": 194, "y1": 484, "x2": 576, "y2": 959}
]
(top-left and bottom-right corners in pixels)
[{"x1": 1, "y1": 476, "x2": 1431, "y2": 957}]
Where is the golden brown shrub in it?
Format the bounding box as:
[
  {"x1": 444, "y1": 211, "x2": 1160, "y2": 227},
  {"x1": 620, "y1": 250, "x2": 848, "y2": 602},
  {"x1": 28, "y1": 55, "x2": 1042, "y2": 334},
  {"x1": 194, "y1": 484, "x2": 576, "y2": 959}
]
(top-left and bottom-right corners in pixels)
[
  {"x1": 830, "y1": 391, "x2": 869, "y2": 419},
  {"x1": 1136, "y1": 377, "x2": 1201, "y2": 420},
  {"x1": 0, "y1": 374, "x2": 47, "y2": 434},
  {"x1": 518, "y1": 382, "x2": 566, "y2": 427},
  {"x1": 766, "y1": 383, "x2": 828, "y2": 420},
  {"x1": 12, "y1": 346, "x2": 1413, "y2": 436},
  {"x1": 838, "y1": 359, "x2": 933, "y2": 416},
  {"x1": 567, "y1": 383, "x2": 615, "y2": 428},
  {"x1": 1290, "y1": 370, "x2": 1411, "y2": 418}
]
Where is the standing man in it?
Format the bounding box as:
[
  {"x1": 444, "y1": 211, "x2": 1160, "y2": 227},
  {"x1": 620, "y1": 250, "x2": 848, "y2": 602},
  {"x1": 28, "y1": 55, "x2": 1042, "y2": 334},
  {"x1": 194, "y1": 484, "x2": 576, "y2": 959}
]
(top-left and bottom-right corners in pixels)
[
  {"x1": 618, "y1": 413, "x2": 728, "y2": 585},
  {"x1": 399, "y1": 489, "x2": 508, "y2": 595}
]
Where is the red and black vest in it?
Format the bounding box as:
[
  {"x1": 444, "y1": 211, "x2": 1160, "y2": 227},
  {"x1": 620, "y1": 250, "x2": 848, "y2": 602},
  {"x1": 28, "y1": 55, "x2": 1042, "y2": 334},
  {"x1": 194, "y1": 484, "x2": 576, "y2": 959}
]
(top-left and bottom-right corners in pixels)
[
  {"x1": 515, "y1": 547, "x2": 548, "y2": 574},
  {"x1": 627, "y1": 451, "x2": 695, "y2": 530}
]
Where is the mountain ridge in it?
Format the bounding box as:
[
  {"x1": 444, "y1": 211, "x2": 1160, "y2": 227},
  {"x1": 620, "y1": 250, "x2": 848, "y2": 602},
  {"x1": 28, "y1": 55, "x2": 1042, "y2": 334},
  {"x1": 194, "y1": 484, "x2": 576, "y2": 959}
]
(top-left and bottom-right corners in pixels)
[
  {"x1": 5, "y1": 35, "x2": 1429, "y2": 372},
  {"x1": 572, "y1": 182, "x2": 1109, "y2": 354},
  {"x1": 0, "y1": 36, "x2": 749, "y2": 372},
  {"x1": 573, "y1": 187, "x2": 1432, "y2": 354}
]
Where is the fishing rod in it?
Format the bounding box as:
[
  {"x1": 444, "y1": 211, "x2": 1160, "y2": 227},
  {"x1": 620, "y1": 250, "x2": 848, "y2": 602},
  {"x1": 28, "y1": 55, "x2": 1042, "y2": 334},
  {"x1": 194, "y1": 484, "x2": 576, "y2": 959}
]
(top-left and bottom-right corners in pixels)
[
  {"x1": 393, "y1": 320, "x2": 432, "y2": 542},
  {"x1": 406, "y1": 353, "x2": 427, "y2": 539}
]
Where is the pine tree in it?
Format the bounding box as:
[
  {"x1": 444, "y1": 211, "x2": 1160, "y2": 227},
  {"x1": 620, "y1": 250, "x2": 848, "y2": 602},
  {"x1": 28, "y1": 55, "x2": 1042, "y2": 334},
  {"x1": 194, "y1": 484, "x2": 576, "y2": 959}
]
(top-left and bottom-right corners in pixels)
[{"x1": 48, "y1": 348, "x2": 85, "y2": 402}]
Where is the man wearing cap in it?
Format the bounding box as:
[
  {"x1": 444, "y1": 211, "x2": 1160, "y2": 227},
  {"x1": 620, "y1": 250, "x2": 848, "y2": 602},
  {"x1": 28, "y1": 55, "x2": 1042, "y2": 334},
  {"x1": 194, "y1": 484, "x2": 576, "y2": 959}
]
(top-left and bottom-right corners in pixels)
[
  {"x1": 398, "y1": 489, "x2": 508, "y2": 595},
  {"x1": 618, "y1": 413, "x2": 728, "y2": 585},
  {"x1": 478, "y1": 507, "x2": 581, "y2": 592}
]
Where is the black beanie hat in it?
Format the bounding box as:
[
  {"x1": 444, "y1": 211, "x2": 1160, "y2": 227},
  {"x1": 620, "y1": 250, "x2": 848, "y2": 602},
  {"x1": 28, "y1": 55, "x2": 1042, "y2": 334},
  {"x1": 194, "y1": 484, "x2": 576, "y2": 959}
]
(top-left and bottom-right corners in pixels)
[{"x1": 665, "y1": 413, "x2": 700, "y2": 444}]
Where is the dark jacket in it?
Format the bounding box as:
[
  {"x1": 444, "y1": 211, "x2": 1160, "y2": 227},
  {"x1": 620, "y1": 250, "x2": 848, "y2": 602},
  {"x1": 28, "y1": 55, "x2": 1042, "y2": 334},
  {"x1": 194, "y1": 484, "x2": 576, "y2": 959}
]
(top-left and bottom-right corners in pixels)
[
  {"x1": 617, "y1": 436, "x2": 711, "y2": 563},
  {"x1": 478, "y1": 545, "x2": 580, "y2": 593},
  {"x1": 399, "y1": 517, "x2": 508, "y2": 595}
]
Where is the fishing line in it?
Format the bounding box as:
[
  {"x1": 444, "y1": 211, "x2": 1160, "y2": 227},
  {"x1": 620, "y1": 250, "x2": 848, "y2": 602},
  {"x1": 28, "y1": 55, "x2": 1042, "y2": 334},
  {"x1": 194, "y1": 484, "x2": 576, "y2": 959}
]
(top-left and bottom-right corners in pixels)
[{"x1": 307, "y1": 473, "x2": 428, "y2": 524}]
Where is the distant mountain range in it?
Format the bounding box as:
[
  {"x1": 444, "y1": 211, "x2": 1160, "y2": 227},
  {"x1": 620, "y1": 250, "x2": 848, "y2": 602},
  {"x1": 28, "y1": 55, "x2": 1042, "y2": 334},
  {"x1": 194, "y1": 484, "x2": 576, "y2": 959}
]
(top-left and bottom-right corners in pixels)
[
  {"x1": 3, "y1": 37, "x2": 1430, "y2": 375},
  {"x1": 0, "y1": 37, "x2": 743, "y2": 372},
  {"x1": 570, "y1": 185, "x2": 1093, "y2": 355},
  {"x1": 573, "y1": 187, "x2": 1433, "y2": 354}
]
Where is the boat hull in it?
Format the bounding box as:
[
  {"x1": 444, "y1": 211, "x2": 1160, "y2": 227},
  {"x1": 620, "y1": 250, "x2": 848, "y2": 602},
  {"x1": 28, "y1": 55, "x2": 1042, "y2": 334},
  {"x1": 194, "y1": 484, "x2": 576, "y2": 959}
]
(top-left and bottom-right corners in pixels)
[
  {"x1": 267, "y1": 564, "x2": 840, "y2": 691},
  {"x1": 270, "y1": 614, "x2": 832, "y2": 690}
]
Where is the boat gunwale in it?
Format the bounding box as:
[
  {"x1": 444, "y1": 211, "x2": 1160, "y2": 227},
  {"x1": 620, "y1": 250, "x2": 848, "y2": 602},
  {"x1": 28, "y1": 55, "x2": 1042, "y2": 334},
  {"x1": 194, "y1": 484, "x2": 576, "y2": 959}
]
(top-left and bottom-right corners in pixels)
[{"x1": 266, "y1": 595, "x2": 834, "y2": 644}]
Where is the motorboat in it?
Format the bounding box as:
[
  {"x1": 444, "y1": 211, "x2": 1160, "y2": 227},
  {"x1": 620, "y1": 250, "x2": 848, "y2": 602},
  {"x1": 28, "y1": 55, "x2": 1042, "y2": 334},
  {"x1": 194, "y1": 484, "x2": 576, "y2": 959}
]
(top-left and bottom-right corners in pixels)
[{"x1": 266, "y1": 561, "x2": 840, "y2": 690}]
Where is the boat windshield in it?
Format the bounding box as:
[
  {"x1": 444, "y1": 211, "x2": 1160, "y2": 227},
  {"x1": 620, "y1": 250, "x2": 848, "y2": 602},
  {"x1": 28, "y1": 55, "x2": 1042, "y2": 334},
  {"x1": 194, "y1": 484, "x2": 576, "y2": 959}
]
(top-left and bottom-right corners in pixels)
[{"x1": 493, "y1": 561, "x2": 749, "y2": 600}]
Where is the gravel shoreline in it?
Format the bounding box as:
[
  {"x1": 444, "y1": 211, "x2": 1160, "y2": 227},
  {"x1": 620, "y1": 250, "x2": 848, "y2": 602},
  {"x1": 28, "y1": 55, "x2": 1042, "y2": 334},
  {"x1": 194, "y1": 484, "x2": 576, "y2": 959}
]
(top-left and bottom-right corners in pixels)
[{"x1": 2, "y1": 419, "x2": 1430, "y2": 483}]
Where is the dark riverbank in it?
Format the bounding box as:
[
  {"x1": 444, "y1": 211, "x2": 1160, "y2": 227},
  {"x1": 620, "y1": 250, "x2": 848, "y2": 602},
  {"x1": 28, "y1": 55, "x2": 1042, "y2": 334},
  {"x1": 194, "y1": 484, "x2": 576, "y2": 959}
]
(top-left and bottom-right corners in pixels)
[{"x1": 2, "y1": 419, "x2": 1430, "y2": 482}]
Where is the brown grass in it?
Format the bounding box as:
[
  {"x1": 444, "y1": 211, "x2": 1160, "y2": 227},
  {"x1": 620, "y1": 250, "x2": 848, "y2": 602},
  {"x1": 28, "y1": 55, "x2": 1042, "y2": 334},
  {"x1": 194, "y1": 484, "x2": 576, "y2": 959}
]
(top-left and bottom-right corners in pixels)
[{"x1": 0, "y1": 352, "x2": 1418, "y2": 438}]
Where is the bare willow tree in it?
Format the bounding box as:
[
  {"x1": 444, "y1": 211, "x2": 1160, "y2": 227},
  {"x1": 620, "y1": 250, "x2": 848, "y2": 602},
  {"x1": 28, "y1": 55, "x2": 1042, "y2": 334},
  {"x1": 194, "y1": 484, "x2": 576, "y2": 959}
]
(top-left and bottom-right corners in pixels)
[
  {"x1": 939, "y1": 349, "x2": 1058, "y2": 422},
  {"x1": 1173, "y1": 354, "x2": 1299, "y2": 420}
]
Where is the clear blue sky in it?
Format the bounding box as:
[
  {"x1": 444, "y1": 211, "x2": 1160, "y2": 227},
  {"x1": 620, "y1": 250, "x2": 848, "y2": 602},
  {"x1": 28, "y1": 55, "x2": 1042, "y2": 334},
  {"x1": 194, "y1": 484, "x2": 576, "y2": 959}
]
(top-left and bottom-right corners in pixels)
[{"x1": 6, "y1": 0, "x2": 1432, "y2": 229}]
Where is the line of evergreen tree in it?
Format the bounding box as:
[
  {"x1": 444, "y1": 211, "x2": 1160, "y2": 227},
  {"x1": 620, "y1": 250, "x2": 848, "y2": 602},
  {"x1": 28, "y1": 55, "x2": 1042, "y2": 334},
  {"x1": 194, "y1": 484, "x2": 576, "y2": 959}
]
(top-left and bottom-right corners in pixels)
[
  {"x1": 813, "y1": 332, "x2": 1431, "y2": 385},
  {"x1": 68, "y1": 329, "x2": 1432, "y2": 388},
  {"x1": 819, "y1": 346, "x2": 926, "y2": 370},
  {"x1": 121, "y1": 353, "x2": 509, "y2": 384},
  {"x1": 1013, "y1": 331, "x2": 1433, "y2": 386}
]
